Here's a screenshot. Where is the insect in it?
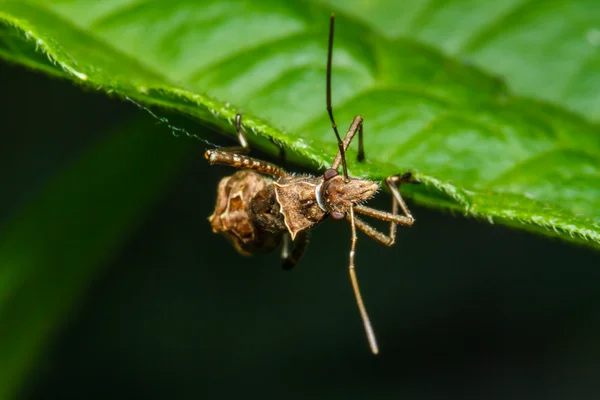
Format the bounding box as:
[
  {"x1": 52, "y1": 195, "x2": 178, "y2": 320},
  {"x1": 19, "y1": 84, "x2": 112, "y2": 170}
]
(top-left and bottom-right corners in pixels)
[{"x1": 205, "y1": 14, "x2": 419, "y2": 354}]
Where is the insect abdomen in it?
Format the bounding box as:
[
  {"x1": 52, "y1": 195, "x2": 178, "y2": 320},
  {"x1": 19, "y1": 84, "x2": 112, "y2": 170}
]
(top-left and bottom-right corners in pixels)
[{"x1": 209, "y1": 170, "x2": 284, "y2": 255}]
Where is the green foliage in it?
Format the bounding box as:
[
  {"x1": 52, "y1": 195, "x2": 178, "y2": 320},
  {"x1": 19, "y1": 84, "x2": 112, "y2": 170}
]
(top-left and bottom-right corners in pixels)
[{"x1": 1, "y1": 0, "x2": 599, "y2": 247}]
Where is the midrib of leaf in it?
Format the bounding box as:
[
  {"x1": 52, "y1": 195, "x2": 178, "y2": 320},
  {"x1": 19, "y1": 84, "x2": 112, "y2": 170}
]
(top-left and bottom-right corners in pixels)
[{"x1": 0, "y1": 1, "x2": 599, "y2": 249}]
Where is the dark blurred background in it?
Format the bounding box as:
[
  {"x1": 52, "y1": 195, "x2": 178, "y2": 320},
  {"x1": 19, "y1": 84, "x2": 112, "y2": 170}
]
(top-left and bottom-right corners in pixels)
[{"x1": 2, "y1": 60, "x2": 600, "y2": 399}]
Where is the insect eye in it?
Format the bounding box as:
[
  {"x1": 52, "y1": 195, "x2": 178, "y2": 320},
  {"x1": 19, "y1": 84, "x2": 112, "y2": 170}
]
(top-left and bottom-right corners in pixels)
[
  {"x1": 323, "y1": 168, "x2": 338, "y2": 180},
  {"x1": 331, "y1": 211, "x2": 345, "y2": 220}
]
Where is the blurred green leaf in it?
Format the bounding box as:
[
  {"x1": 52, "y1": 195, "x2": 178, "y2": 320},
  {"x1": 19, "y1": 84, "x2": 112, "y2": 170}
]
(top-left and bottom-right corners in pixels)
[
  {"x1": 0, "y1": 118, "x2": 191, "y2": 399},
  {"x1": 0, "y1": 0, "x2": 598, "y2": 248}
]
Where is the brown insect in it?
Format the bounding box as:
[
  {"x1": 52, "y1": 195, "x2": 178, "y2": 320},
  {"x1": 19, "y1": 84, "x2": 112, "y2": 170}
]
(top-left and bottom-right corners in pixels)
[{"x1": 205, "y1": 14, "x2": 419, "y2": 354}]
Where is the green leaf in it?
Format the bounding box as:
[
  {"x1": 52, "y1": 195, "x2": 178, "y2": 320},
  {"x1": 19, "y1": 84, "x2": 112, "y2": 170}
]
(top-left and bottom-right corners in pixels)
[
  {"x1": 0, "y1": 0, "x2": 599, "y2": 248},
  {"x1": 325, "y1": 0, "x2": 600, "y2": 122},
  {"x1": 0, "y1": 118, "x2": 191, "y2": 399}
]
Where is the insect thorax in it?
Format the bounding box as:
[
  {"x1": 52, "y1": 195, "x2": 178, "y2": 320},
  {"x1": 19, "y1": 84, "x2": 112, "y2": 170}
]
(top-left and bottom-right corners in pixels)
[
  {"x1": 209, "y1": 170, "x2": 286, "y2": 255},
  {"x1": 273, "y1": 175, "x2": 327, "y2": 239}
]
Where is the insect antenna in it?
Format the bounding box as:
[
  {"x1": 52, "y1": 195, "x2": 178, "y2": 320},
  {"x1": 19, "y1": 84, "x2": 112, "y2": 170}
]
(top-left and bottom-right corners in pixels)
[
  {"x1": 327, "y1": 14, "x2": 377, "y2": 354},
  {"x1": 326, "y1": 13, "x2": 349, "y2": 182},
  {"x1": 349, "y1": 267, "x2": 378, "y2": 354},
  {"x1": 348, "y1": 206, "x2": 379, "y2": 354}
]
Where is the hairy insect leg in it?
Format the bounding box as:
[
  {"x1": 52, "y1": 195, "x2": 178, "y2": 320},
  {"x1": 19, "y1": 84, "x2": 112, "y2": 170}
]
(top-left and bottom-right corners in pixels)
[
  {"x1": 281, "y1": 231, "x2": 309, "y2": 270},
  {"x1": 357, "y1": 120, "x2": 364, "y2": 161},
  {"x1": 331, "y1": 116, "x2": 365, "y2": 171},
  {"x1": 205, "y1": 150, "x2": 287, "y2": 177},
  {"x1": 205, "y1": 113, "x2": 288, "y2": 177},
  {"x1": 348, "y1": 206, "x2": 379, "y2": 355},
  {"x1": 351, "y1": 173, "x2": 419, "y2": 246},
  {"x1": 386, "y1": 172, "x2": 420, "y2": 237},
  {"x1": 351, "y1": 215, "x2": 395, "y2": 246},
  {"x1": 222, "y1": 113, "x2": 286, "y2": 159}
]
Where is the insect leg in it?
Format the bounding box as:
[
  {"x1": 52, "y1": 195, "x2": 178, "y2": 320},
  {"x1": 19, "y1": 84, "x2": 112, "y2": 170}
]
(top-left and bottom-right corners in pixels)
[
  {"x1": 357, "y1": 120, "x2": 364, "y2": 162},
  {"x1": 331, "y1": 116, "x2": 365, "y2": 171},
  {"x1": 204, "y1": 150, "x2": 286, "y2": 177},
  {"x1": 385, "y1": 172, "x2": 420, "y2": 240},
  {"x1": 205, "y1": 114, "x2": 288, "y2": 177},
  {"x1": 351, "y1": 173, "x2": 419, "y2": 245},
  {"x1": 351, "y1": 215, "x2": 395, "y2": 246},
  {"x1": 281, "y1": 231, "x2": 309, "y2": 270},
  {"x1": 216, "y1": 113, "x2": 250, "y2": 154}
]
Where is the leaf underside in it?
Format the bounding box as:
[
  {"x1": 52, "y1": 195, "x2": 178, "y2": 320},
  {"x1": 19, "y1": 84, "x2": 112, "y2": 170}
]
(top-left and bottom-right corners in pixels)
[{"x1": 1, "y1": 0, "x2": 599, "y2": 248}]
